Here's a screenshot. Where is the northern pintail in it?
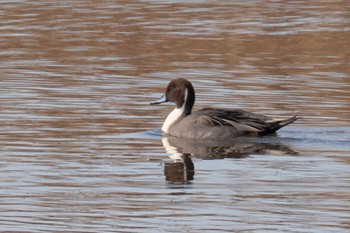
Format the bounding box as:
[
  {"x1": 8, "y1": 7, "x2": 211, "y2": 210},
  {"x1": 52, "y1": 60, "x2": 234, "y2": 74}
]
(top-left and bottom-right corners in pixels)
[{"x1": 151, "y1": 78, "x2": 298, "y2": 139}]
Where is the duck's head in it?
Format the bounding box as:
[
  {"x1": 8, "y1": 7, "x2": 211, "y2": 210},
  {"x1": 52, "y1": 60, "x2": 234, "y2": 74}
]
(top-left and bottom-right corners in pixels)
[{"x1": 150, "y1": 78, "x2": 195, "y2": 115}]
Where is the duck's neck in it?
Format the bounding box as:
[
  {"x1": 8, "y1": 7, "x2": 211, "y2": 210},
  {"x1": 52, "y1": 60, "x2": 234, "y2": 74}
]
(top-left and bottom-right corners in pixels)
[{"x1": 162, "y1": 89, "x2": 191, "y2": 134}]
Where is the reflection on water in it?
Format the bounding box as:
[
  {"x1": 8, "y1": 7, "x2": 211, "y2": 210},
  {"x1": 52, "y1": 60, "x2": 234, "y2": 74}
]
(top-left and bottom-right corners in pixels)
[
  {"x1": 1, "y1": 0, "x2": 350, "y2": 232},
  {"x1": 162, "y1": 137, "x2": 298, "y2": 183},
  {"x1": 163, "y1": 136, "x2": 299, "y2": 160},
  {"x1": 164, "y1": 154, "x2": 195, "y2": 184},
  {"x1": 162, "y1": 136, "x2": 298, "y2": 184}
]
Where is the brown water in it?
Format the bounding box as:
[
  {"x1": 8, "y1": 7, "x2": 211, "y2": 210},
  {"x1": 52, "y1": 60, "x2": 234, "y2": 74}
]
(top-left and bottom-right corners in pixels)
[{"x1": 1, "y1": 0, "x2": 350, "y2": 232}]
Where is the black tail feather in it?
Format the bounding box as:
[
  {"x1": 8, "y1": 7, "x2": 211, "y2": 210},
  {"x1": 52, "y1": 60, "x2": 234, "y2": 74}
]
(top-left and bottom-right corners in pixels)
[{"x1": 259, "y1": 115, "x2": 299, "y2": 135}]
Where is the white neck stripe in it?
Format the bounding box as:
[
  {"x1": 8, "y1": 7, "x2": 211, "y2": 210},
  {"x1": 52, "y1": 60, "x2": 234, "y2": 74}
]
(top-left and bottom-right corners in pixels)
[{"x1": 162, "y1": 88, "x2": 188, "y2": 134}]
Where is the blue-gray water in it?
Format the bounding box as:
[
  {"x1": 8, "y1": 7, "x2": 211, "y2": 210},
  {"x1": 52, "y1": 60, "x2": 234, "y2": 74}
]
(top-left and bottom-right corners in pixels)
[{"x1": 0, "y1": 0, "x2": 349, "y2": 232}]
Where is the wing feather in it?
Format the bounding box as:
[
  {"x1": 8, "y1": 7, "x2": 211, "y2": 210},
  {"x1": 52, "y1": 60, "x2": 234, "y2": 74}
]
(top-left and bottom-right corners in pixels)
[{"x1": 194, "y1": 108, "x2": 269, "y2": 132}]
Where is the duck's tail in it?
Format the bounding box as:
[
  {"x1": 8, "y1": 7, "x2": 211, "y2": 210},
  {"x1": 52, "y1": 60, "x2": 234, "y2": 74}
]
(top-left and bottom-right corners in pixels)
[{"x1": 260, "y1": 115, "x2": 299, "y2": 135}]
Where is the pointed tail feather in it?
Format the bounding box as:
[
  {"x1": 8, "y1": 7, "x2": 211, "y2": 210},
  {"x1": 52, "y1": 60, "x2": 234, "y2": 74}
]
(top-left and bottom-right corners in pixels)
[{"x1": 260, "y1": 115, "x2": 299, "y2": 135}]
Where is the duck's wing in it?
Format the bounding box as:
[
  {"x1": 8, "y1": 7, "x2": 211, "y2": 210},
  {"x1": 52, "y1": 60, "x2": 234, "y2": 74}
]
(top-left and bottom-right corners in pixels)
[
  {"x1": 194, "y1": 108, "x2": 298, "y2": 134},
  {"x1": 193, "y1": 108, "x2": 268, "y2": 133}
]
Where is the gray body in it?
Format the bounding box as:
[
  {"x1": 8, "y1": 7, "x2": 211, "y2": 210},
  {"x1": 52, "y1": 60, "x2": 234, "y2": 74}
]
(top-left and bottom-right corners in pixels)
[{"x1": 167, "y1": 108, "x2": 298, "y2": 139}]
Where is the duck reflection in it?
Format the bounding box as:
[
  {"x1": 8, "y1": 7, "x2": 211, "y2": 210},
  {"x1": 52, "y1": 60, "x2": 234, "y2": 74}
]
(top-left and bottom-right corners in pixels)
[
  {"x1": 164, "y1": 153, "x2": 194, "y2": 184},
  {"x1": 162, "y1": 136, "x2": 297, "y2": 183},
  {"x1": 162, "y1": 138, "x2": 195, "y2": 184}
]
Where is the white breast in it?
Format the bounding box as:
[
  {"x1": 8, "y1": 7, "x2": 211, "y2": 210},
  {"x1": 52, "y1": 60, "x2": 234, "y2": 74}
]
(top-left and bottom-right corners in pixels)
[{"x1": 161, "y1": 89, "x2": 188, "y2": 134}]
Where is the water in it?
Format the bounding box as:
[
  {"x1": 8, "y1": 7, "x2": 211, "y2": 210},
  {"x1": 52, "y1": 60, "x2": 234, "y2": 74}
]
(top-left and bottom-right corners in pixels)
[{"x1": 0, "y1": 0, "x2": 349, "y2": 232}]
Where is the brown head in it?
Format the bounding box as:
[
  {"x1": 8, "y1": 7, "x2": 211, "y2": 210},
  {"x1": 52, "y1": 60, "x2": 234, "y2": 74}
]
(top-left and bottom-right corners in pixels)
[{"x1": 150, "y1": 78, "x2": 195, "y2": 115}]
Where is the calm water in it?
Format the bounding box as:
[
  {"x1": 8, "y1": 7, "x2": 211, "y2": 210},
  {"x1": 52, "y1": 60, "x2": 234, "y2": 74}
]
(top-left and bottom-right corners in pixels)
[{"x1": 1, "y1": 0, "x2": 350, "y2": 232}]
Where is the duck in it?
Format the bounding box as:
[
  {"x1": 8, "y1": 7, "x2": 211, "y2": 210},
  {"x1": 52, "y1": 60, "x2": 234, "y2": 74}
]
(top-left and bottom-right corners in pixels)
[{"x1": 150, "y1": 78, "x2": 298, "y2": 139}]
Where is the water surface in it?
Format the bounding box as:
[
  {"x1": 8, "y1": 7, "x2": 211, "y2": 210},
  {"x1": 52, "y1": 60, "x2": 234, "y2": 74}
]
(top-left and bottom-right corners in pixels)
[{"x1": 0, "y1": 0, "x2": 349, "y2": 232}]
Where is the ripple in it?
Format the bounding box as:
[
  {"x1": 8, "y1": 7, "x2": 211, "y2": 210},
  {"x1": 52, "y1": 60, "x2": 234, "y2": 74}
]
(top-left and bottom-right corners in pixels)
[{"x1": 0, "y1": 0, "x2": 349, "y2": 232}]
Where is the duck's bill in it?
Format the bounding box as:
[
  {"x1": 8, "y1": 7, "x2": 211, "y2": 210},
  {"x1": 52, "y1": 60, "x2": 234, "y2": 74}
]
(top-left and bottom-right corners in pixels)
[{"x1": 150, "y1": 95, "x2": 168, "y2": 105}]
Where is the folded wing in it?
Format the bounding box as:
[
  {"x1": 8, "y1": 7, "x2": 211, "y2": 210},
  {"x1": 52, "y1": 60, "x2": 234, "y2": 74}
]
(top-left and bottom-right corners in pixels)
[{"x1": 194, "y1": 108, "x2": 298, "y2": 135}]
